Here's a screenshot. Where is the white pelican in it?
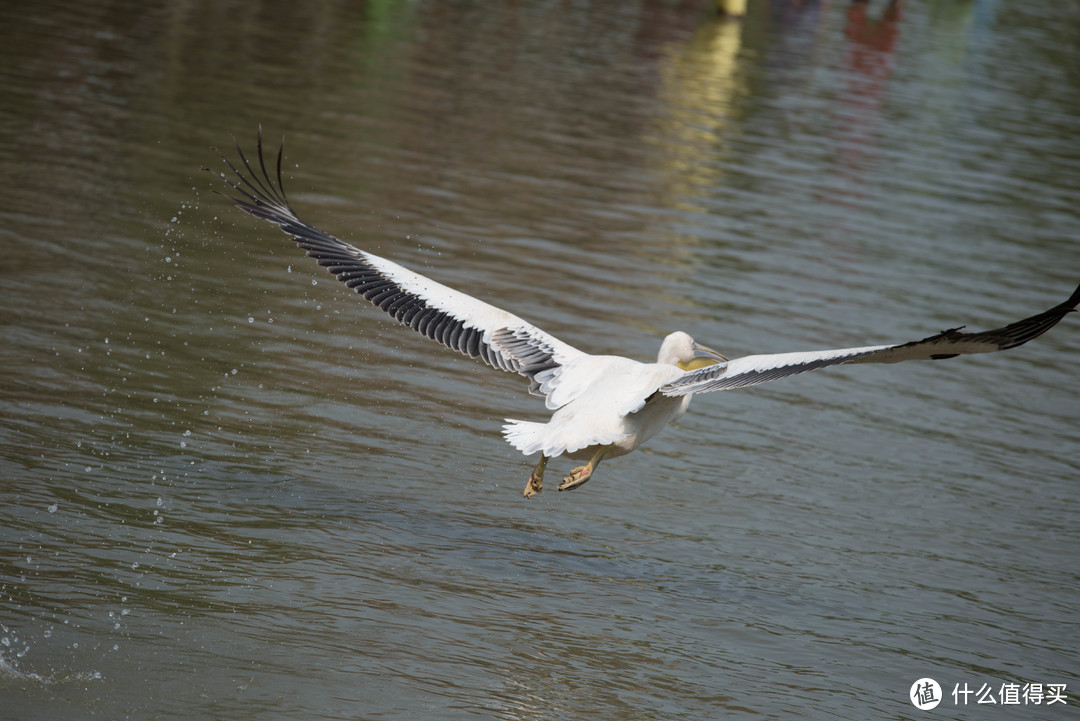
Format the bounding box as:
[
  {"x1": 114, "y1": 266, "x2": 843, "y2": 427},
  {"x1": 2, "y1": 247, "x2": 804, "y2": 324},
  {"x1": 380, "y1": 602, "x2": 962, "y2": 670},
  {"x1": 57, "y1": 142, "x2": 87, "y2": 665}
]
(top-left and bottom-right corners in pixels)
[{"x1": 211, "y1": 133, "x2": 1079, "y2": 498}]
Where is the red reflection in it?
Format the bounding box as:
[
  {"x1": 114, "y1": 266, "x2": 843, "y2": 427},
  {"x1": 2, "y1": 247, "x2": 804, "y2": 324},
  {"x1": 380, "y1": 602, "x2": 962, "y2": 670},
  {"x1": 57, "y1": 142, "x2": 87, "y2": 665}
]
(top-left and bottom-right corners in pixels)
[{"x1": 833, "y1": 0, "x2": 905, "y2": 194}]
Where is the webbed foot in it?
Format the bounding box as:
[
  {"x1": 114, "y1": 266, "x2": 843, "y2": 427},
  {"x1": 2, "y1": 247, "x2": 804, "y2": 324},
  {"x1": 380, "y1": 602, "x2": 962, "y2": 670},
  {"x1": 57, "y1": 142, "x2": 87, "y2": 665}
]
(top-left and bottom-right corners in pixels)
[
  {"x1": 523, "y1": 455, "x2": 548, "y2": 498},
  {"x1": 556, "y1": 444, "x2": 614, "y2": 493},
  {"x1": 558, "y1": 465, "x2": 593, "y2": 492}
]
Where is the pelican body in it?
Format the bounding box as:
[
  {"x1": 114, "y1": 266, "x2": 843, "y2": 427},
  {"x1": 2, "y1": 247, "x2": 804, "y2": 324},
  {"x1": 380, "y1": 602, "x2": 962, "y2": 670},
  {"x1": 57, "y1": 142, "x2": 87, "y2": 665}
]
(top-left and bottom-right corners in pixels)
[{"x1": 212, "y1": 133, "x2": 1079, "y2": 498}]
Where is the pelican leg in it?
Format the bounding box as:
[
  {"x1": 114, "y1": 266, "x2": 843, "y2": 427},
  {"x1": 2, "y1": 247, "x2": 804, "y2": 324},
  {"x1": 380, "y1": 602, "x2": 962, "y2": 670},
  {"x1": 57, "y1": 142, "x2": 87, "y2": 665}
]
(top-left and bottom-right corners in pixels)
[
  {"x1": 558, "y1": 445, "x2": 613, "y2": 492},
  {"x1": 523, "y1": 455, "x2": 548, "y2": 499}
]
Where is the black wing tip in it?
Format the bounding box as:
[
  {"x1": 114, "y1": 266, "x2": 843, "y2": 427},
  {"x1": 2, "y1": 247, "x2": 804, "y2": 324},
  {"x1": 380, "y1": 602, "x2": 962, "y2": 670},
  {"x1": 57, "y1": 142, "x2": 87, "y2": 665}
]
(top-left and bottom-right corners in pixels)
[
  {"x1": 207, "y1": 128, "x2": 294, "y2": 222},
  {"x1": 1065, "y1": 281, "x2": 1080, "y2": 310},
  {"x1": 965, "y1": 280, "x2": 1080, "y2": 352}
]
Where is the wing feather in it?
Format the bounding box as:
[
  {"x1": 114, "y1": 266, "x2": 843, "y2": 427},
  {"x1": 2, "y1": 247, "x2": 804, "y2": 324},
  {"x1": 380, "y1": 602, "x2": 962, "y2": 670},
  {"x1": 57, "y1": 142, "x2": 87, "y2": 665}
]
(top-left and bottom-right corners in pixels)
[
  {"x1": 211, "y1": 130, "x2": 587, "y2": 401},
  {"x1": 661, "y1": 284, "x2": 1079, "y2": 396}
]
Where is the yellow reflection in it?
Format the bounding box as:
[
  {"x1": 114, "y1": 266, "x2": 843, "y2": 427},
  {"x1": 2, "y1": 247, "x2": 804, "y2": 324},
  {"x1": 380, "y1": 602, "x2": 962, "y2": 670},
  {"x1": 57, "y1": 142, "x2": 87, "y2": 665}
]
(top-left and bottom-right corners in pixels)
[
  {"x1": 650, "y1": 16, "x2": 746, "y2": 216},
  {"x1": 716, "y1": 0, "x2": 749, "y2": 18}
]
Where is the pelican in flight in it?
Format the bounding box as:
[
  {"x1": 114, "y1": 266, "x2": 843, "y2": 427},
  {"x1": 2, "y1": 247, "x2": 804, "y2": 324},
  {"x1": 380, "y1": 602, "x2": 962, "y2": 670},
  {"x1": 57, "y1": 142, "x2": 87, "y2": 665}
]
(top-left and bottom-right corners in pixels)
[{"x1": 211, "y1": 133, "x2": 1079, "y2": 498}]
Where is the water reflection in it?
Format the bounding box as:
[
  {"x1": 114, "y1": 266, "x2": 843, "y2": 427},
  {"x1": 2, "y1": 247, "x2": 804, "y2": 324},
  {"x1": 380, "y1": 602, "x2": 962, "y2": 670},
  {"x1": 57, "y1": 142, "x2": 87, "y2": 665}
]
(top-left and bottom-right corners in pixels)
[
  {"x1": 651, "y1": 15, "x2": 748, "y2": 215},
  {"x1": 833, "y1": 0, "x2": 904, "y2": 181}
]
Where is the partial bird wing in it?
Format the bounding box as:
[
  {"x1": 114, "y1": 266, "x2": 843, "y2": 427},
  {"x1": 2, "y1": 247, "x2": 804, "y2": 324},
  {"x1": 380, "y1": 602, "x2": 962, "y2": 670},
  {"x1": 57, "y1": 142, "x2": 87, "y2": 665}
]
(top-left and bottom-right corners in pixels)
[
  {"x1": 661, "y1": 284, "x2": 1080, "y2": 395},
  {"x1": 211, "y1": 132, "x2": 587, "y2": 407}
]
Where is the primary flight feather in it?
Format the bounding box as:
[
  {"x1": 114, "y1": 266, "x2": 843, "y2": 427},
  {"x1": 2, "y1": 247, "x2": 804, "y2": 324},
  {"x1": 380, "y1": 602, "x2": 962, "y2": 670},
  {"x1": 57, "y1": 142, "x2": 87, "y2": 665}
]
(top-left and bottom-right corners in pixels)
[{"x1": 211, "y1": 132, "x2": 1079, "y2": 498}]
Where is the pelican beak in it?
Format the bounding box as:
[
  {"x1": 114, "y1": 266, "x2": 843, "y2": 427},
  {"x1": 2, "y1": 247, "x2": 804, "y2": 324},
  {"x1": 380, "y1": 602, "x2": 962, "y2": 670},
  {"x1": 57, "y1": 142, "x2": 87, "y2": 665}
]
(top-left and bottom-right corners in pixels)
[{"x1": 679, "y1": 343, "x2": 728, "y2": 371}]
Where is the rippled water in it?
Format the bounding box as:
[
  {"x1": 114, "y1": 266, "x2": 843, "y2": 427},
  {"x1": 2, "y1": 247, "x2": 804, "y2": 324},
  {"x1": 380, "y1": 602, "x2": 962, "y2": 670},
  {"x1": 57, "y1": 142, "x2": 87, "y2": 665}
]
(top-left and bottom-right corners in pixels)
[{"x1": 2, "y1": 1, "x2": 1078, "y2": 719}]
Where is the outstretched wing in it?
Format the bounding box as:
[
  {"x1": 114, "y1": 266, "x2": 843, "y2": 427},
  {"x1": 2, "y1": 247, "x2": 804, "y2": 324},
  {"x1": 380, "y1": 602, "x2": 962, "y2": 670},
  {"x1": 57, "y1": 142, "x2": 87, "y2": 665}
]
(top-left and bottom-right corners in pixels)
[
  {"x1": 661, "y1": 284, "x2": 1080, "y2": 395},
  {"x1": 211, "y1": 131, "x2": 586, "y2": 406}
]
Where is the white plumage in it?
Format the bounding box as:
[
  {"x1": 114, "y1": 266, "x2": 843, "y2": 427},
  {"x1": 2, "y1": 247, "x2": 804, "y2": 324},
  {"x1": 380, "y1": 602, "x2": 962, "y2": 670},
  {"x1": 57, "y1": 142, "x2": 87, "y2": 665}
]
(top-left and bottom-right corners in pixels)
[
  {"x1": 212, "y1": 133, "x2": 1079, "y2": 498},
  {"x1": 504, "y1": 352, "x2": 687, "y2": 457}
]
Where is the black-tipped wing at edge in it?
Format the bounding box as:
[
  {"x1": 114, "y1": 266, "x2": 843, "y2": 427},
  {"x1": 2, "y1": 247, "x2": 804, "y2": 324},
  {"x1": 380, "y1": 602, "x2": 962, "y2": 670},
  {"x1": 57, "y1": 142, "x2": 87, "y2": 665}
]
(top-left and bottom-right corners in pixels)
[
  {"x1": 661, "y1": 283, "x2": 1080, "y2": 396},
  {"x1": 209, "y1": 131, "x2": 586, "y2": 398}
]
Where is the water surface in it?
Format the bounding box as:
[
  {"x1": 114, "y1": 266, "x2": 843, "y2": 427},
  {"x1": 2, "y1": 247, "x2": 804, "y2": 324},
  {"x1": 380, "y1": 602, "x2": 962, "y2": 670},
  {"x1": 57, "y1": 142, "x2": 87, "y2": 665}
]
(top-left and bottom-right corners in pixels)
[{"x1": 2, "y1": 1, "x2": 1078, "y2": 719}]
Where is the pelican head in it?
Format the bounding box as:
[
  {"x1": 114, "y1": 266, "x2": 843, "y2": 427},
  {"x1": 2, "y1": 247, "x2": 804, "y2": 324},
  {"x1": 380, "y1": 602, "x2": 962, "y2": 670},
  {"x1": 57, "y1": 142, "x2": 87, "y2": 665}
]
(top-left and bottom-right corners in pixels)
[{"x1": 658, "y1": 331, "x2": 729, "y2": 370}]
